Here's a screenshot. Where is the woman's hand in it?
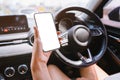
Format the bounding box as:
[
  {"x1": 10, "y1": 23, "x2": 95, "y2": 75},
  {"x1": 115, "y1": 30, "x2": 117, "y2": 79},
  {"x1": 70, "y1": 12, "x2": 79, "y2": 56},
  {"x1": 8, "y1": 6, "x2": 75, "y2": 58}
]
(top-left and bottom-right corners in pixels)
[
  {"x1": 31, "y1": 27, "x2": 52, "y2": 65},
  {"x1": 31, "y1": 27, "x2": 52, "y2": 80}
]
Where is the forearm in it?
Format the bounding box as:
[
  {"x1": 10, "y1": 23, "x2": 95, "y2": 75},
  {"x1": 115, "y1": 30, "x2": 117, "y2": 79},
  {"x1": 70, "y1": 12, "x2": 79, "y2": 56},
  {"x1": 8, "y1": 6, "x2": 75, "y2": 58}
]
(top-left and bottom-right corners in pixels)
[
  {"x1": 79, "y1": 64, "x2": 98, "y2": 80},
  {"x1": 31, "y1": 63, "x2": 52, "y2": 80}
]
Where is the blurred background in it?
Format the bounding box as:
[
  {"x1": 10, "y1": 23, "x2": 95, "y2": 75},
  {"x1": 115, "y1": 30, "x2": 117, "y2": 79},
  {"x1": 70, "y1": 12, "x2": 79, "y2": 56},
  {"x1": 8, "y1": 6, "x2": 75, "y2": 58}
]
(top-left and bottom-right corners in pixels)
[
  {"x1": 0, "y1": 0, "x2": 92, "y2": 29},
  {"x1": 0, "y1": 0, "x2": 90, "y2": 16}
]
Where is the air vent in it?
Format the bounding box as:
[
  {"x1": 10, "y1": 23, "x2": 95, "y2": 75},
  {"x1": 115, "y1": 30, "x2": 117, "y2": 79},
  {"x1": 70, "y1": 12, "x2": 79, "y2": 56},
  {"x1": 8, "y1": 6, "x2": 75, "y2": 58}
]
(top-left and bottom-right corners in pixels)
[{"x1": 29, "y1": 33, "x2": 34, "y2": 46}]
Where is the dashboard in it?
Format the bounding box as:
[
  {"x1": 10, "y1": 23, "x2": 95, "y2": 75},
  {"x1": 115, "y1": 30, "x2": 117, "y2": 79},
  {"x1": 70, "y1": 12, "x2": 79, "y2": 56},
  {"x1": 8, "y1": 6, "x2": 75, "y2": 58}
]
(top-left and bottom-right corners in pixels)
[
  {"x1": 0, "y1": 15, "x2": 32, "y2": 80},
  {"x1": 0, "y1": 15, "x2": 29, "y2": 34}
]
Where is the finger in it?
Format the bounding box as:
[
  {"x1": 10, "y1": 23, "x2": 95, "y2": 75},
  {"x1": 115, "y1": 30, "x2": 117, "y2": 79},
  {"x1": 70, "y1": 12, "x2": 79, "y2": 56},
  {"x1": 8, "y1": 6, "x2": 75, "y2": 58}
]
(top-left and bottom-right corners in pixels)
[
  {"x1": 33, "y1": 26, "x2": 42, "y2": 50},
  {"x1": 32, "y1": 27, "x2": 43, "y2": 58},
  {"x1": 34, "y1": 26, "x2": 43, "y2": 47},
  {"x1": 57, "y1": 31, "x2": 62, "y2": 44},
  {"x1": 34, "y1": 26, "x2": 40, "y2": 39},
  {"x1": 57, "y1": 31, "x2": 61, "y2": 35},
  {"x1": 45, "y1": 51, "x2": 52, "y2": 57}
]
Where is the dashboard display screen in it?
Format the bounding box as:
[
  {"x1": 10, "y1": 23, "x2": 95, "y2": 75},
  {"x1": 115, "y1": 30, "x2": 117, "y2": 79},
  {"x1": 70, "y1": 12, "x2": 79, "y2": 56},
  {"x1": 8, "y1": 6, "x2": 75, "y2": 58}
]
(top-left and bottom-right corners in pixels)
[{"x1": 0, "y1": 15, "x2": 30, "y2": 34}]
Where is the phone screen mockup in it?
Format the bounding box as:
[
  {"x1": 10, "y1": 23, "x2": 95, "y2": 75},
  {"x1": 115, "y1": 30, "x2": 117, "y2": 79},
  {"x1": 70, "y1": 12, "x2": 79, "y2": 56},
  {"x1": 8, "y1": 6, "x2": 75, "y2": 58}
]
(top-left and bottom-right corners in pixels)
[{"x1": 34, "y1": 12, "x2": 60, "y2": 51}]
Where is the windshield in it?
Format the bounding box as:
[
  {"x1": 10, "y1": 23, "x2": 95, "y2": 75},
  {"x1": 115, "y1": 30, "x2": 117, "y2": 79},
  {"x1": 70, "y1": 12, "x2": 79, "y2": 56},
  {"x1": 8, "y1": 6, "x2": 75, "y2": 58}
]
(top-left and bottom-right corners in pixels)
[
  {"x1": 0, "y1": 0, "x2": 90, "y2": 16},
  {"x1": 0, "y1": 0, "x2": 101, "y2": 28}
]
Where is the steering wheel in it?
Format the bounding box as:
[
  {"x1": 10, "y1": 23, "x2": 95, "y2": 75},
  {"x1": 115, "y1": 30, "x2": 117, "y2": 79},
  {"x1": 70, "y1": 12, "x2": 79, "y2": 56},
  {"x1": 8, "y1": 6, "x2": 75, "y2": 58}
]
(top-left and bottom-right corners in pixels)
[{"x1": 54, "y1": 7, "x2": 107, "y2": 68}]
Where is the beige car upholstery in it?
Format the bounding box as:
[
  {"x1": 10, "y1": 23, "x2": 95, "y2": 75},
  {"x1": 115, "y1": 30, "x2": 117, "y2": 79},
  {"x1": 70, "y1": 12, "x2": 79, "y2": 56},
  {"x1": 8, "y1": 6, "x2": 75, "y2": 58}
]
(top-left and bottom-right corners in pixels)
[
  {"x1": 105, "y1": 72, "x2": 120, "y2": 80},
  {"x1": 101, "y1": 0, "x2": 120, "y2": 28}
]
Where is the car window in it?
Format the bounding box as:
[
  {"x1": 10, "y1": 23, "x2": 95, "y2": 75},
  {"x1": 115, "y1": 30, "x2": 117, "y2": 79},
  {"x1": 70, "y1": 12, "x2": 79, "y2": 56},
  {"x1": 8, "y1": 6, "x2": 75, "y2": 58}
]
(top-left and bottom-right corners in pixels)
[{"x1": 0, "y1": 0, "x2": 89, "y2": 16}]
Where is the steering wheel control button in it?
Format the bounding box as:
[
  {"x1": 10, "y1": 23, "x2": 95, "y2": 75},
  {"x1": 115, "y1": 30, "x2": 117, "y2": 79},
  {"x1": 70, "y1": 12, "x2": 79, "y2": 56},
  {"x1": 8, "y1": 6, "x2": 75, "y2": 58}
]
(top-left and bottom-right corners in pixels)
[
  {"x1": 18, "y1": 64, "x2": 28, "y2": 75},
  {"x1": 91, "y1": 28, "x2": 102, "y2": 36},
  {"x1": 4, "y1": 67, "x2": 15, "y2": 77}
]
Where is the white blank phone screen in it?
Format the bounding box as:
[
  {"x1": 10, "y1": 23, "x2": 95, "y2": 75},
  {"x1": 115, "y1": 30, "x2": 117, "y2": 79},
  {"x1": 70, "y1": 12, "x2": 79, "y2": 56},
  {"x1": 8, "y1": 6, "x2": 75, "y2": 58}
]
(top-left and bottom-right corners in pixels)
[{"x1": 34, "y1": 13, "x2": 60, "y2": 51}]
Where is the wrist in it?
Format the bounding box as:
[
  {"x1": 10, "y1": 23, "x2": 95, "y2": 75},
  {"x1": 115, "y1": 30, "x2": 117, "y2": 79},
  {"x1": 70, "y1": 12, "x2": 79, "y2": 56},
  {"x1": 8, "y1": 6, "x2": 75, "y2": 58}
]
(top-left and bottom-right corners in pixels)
[
  {"x1": 31, "y1": 62, "x2": 51, "y2": 80},
  {"x1": 38, "y1": 59, "x2": 47, "y2": 64},
  {"x1": 39, "y1": 61, "x2": 47, "y2": 66},
  {"x1": 31, "y1": 61, "x2": 47, "y2": 72}
]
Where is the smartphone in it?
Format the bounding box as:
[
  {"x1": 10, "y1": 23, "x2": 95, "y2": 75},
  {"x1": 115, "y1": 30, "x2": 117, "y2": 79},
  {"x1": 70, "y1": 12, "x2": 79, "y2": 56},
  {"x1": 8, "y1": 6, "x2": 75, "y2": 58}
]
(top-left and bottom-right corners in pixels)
[{"x1": 34, "y1": 12, "x2": 60, "y2": 51}]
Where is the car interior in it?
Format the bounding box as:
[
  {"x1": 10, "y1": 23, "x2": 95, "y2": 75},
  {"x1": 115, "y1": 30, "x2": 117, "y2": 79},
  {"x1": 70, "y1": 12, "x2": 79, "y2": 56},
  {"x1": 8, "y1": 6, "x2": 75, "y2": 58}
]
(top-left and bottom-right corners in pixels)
[{"x1": 0, "y1": 0, "x2": 120, "y2": 80}]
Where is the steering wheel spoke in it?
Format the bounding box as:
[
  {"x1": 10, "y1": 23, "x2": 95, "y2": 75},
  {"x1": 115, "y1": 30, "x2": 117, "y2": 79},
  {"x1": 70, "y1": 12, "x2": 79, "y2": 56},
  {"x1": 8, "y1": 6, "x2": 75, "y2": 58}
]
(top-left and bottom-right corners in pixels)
[
  {"x1": 58, "y1": 31, "x2": 69, "y2": 47},
  {"x1": 77, "y1": 48, "x2": 93, "y2": 63},
  {"x1": 86, "y1": 48, "x2": 93, "y2": 62},
  {"x1": 77, "y1": 52, "x2": 87, "y2": 63},
  {"x1": 91, "y1": 28, "x2": 103, "y2": 37}
]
